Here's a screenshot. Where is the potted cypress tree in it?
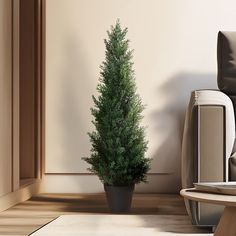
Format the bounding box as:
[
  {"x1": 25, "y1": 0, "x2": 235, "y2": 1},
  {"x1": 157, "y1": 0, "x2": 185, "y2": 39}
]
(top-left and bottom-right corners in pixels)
[{"x1": 83, "y1": 20, "x2": 151, "y2": 213}]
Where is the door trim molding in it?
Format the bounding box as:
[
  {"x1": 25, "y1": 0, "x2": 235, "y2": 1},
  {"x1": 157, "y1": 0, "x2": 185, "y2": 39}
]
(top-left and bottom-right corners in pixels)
[{"x1": 12, "y1": 0, "x2": 45, "y2": 190}]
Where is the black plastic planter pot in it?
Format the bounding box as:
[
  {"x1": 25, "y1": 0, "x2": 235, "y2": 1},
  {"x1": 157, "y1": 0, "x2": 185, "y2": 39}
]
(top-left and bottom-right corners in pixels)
[{"x1": 104, "y1": 184, "x2": 135, "y2": 213}]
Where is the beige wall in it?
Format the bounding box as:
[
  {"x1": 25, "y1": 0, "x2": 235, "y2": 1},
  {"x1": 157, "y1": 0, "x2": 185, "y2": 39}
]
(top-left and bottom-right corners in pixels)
[
  {"x1": 0, "y1": 0, "x2": 12, "y2": 196},
  {"x1": 44, "y1": 0, "x2": 236, "y2": 193}
]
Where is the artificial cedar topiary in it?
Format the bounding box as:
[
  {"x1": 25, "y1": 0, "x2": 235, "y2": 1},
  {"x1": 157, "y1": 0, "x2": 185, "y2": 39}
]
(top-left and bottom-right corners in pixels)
[{"x1": 83, "y1": 20, "x2": 151, "y2": 186}]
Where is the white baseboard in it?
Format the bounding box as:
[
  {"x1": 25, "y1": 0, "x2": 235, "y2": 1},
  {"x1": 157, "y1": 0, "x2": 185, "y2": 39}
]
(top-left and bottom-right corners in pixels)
[{"x1": 41, "y1": 173, "x2": 181, "y2": 193}]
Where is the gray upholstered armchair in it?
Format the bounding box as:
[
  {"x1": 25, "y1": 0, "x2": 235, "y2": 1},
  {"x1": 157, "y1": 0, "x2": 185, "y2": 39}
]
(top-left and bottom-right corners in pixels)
[{"x1": 182, "y1": 32, "x2": 236, "y2": 226}]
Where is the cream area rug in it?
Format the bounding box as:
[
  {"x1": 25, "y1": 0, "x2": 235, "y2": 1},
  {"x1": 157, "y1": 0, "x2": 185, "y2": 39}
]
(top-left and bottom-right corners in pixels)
[{"x1": 30, "y1": 215, "x2": 213, "y2": 236}]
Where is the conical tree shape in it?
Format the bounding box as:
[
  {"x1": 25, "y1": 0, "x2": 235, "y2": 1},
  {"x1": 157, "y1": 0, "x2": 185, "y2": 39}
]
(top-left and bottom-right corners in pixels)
[{"x1": 83, "y1": 20, "x2": 151, "y2": 186}]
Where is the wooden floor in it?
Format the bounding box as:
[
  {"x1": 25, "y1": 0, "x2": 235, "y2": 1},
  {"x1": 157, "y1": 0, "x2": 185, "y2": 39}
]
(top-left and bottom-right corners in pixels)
[{"x1": 0, "y1": 193, "x2": 211, "y2": 236}]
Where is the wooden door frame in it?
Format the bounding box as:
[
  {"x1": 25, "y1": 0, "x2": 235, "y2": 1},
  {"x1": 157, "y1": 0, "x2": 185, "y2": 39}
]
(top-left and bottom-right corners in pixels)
[
  {"x1": 12, "y1": 0, "x2": 20, "y2": 191},
  {"x1": 35, "y1": 0, "x2": 46, "y2": 180},
  {"x1": 12, "y1": 0, "x2": 45, "y2": 190}
]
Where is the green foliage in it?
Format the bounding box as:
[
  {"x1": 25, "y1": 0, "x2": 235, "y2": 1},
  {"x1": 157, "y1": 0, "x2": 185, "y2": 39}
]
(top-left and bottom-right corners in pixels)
[{"x1": 83, "y1": 20, "x2": 151, "y2": 186}]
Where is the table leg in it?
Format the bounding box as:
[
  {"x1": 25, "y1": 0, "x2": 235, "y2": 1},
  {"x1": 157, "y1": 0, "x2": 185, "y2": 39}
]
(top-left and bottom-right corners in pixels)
[{"x1": 214, "y1": 206, "x2": 236, "y2": 236}]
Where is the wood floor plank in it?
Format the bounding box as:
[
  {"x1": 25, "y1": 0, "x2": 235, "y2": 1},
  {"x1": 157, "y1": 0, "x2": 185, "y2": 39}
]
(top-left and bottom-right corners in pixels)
[{"x1": 0, "y1": 193, "x2": 211, "y2": 236}]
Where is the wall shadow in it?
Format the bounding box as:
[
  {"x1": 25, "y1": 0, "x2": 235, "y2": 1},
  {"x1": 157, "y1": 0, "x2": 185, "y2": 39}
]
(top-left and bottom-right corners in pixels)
[{"x1": 149, "y1": 72, "x2": 216, "y2": 190}]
